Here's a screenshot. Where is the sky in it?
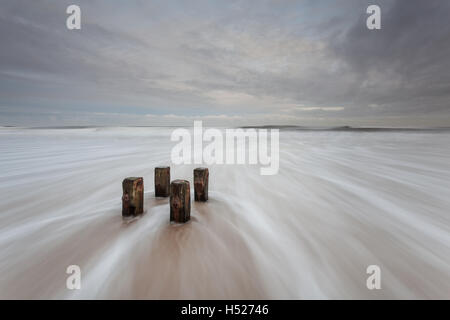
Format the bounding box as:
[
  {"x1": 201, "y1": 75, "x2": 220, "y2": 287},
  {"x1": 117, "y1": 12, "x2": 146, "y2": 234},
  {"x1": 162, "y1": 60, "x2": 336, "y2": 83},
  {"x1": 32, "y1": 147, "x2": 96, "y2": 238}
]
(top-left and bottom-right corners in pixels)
[{"x1": 0, "y1": 0, "x2": 449, "y2": 127}]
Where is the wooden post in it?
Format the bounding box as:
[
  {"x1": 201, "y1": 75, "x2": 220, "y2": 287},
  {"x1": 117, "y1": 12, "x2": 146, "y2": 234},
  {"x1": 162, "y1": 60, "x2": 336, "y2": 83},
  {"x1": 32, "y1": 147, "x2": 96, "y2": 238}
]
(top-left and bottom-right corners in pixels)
[
  {"x1": 122, "y1": 177, "x2": 144, "y2": 217},
  {"x1": 154, "y1": 166, "x2": 170, "y2": 197},
  {"x1": 170, "y1": 180, "x2": 190, "y2": 223},
  {"x1": 194, "y1": 168, "x2": 209, "y2": 202}
]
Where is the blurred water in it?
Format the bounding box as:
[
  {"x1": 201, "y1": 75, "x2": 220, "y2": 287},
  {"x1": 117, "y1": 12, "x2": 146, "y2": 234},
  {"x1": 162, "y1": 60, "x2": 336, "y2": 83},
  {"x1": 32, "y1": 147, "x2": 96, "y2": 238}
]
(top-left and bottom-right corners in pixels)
[{"x1": 0, "y1": 126, "x2": 449, "y2": 299}]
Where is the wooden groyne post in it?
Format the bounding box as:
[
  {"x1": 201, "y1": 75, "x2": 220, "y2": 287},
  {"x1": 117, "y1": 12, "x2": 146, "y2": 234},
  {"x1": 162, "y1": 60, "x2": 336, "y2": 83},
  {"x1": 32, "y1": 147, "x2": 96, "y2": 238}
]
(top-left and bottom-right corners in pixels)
[
  {"x1": 122, "y1": 177, "x2": 144, "y2": 217},
  {"x1": 154, "y1": 166, "x2": 170, "y2": 197},
  {"x1": 194, "y1": 168, "x2": 209, "y2": 202},
  {"x1": 170, "y1": 180, "x2": 190, "y2": 223}
]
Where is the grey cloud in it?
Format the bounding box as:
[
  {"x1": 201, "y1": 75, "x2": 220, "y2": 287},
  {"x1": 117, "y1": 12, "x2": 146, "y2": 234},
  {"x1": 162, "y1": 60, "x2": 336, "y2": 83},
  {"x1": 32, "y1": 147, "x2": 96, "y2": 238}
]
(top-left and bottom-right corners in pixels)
[
  {"x1": 0, "y1": 0, "x2": 449, "y2": 126},
  {"x1": 330, "y1": 0, "x2": 450, "y2": 114}
]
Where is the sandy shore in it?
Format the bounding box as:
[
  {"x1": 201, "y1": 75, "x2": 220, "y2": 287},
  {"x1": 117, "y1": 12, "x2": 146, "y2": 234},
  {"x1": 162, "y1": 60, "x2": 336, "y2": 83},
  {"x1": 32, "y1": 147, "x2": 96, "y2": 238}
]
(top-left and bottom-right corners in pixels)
[{"x1": 0, "y1": 127, "x2": 449, "y2": 299}]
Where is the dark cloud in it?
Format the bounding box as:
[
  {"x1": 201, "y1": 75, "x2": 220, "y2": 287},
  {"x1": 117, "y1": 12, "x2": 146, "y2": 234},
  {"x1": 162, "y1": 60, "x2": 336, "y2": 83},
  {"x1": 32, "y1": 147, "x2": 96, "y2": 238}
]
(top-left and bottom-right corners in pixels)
[{"x1": 330, "y1": 0, "x2": 450, "y2": 114}]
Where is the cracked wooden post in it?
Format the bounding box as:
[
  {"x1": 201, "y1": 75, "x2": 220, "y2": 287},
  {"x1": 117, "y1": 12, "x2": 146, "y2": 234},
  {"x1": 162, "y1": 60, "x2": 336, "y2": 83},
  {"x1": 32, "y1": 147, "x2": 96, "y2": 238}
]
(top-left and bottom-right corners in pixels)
[
  {"x1": 122, "y1": 177, "x2": 144, "y2": 217},
  {"x1": 154, "y1": 166, "x2": 170, "y2": 197},
  {"x1": 170, "y1": 180, "x2": 190, "y2": 223},
  {"x1": 194, "y1": 168, "x2": 209, "y2": 202}
]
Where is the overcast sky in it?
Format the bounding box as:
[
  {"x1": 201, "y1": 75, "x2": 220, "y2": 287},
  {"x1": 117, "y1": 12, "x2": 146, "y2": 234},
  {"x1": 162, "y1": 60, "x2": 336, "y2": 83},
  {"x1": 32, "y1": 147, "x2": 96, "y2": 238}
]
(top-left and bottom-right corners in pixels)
[{"x1": 1, "y1": 0, "x2": 449, "y2": 127}]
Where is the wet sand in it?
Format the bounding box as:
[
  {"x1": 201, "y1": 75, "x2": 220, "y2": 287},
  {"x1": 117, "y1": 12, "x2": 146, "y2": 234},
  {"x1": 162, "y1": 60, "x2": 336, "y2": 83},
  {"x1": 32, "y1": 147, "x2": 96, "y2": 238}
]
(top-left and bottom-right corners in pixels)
[{"x1": 0, "y1": 127, "x2": 449, "y2": 299}]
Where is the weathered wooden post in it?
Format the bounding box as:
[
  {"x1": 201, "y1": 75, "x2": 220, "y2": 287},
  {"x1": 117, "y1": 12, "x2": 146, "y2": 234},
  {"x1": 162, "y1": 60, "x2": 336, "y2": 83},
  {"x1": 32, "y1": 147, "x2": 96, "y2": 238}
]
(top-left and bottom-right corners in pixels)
[
  {"x1": 170, "y1": 180, "x2": 190, "y2": 223},
  {"x1": 122, "y1": 177, "x2": 144, "y2": 217},
  {"x1": 154, "y1": 166, "x2": 170, "y2": 197},
  {"x1": 194, "y1": 168, "x2": 209, "y2": 202}
]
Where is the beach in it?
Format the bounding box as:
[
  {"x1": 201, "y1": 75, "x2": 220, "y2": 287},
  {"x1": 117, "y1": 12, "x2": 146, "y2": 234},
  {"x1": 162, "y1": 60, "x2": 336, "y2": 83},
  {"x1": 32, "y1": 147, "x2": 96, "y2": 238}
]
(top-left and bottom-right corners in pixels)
[{"x1": 0, "y1": 126, "x2": 449, "y2": 299}]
